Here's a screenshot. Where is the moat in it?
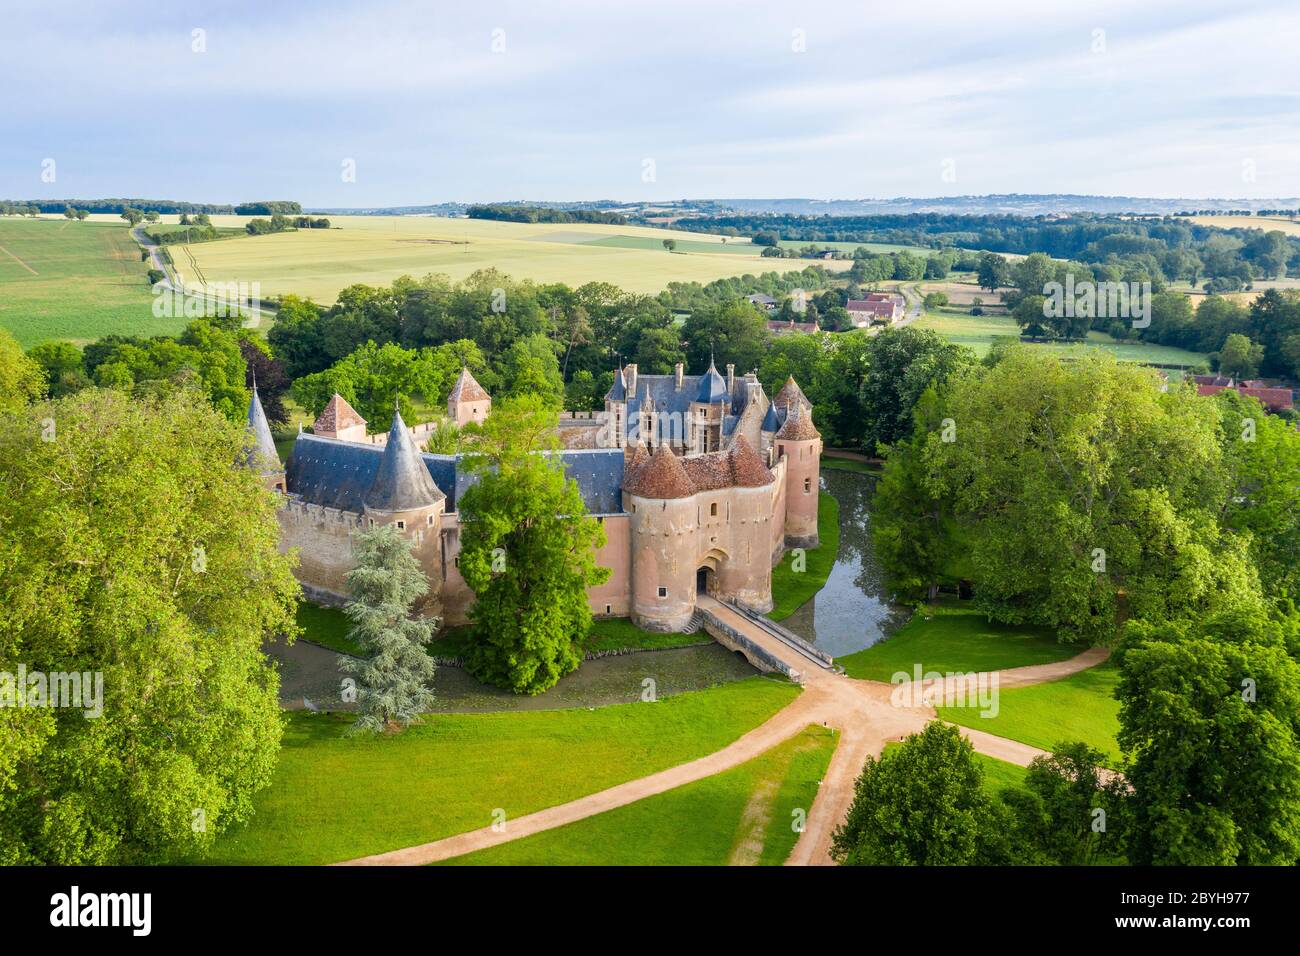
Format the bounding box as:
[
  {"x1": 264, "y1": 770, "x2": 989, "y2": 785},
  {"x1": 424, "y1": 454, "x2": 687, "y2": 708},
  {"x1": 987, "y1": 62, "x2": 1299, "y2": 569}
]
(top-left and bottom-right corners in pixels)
[{"x1": 779, "y1": 467, "x2": 909, "y2": 657}]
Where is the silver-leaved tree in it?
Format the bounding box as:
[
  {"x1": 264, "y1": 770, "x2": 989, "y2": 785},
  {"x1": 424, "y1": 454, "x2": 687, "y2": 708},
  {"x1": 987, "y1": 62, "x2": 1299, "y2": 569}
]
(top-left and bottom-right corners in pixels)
[{"x1": 339, "y1": 524, "x2": 437, "y2": 734}]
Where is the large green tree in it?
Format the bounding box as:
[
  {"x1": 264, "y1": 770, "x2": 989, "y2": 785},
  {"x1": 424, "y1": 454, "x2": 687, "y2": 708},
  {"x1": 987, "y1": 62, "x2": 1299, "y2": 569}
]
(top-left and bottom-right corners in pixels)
[
  {"x1": 1116, "y1": 611, "x2": 1300, "y2": 865},
  {"x1": 858, "y1": 326, "x2": 973, "y2": 450},
  {"x1": 0, "y1": 389, "x2": 299, "y2": 863},
  {"x1": 928, "y1": 348, "x2": 1259, "y2": 642},
  {"x1": 339, "y1": 525, "x2": 437, "y2": 734},
  {"x1": 456, "y1": 395, "x2": 610, "y2": 694},
  {"x1": 0, "y1": 328, "x2": 43, "y2": 412},
  {"x1": 831, "y1": 722, "x2": 1011, "y2": 866}
]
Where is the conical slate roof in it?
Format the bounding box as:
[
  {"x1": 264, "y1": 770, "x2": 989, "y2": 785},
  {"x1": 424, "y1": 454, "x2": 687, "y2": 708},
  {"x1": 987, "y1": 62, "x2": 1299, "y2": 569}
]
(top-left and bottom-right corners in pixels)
[
  {"x1": 448, "y1": 367, "x2": 490, "y2": 403},
  {"x1": 363, "y1": 409, "x2": 444, "y2": 512},
  {"x1": 622, "y1": 443, "x2": 693, "y2": 499},
  {"x1": 772, "y1": 375, "x2": 811, "y2": 411},
  {"x1": 243, "y1": 386, "x2": 282, "y2": 474},
  {"x1": 727, "y1": 435, "x2": 774, "y2": 486},
  {"x1": 605, "y1": 367, "x2": 627, "y2": 402},
  {"x1": 760, "y1": 401, "x2": 781, "y2": 433},
  {"x1": 775, "y1": 400, "x2": 820, "y2": 441},
  {"x1": 314, "y1": 393, "x2": 366, "y2": 433},
  {"x1": 695, "y1": 361, "x2": 728, "y2": 404}
]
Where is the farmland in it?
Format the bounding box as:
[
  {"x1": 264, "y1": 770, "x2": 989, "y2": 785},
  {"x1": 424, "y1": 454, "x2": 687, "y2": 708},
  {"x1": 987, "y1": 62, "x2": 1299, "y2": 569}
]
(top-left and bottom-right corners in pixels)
[
  {"x1": 0, "y1": 217, "x2": 179, "y2": 347},
  {"x1": 173, "y1": 215, "x2": 853, "y2": 304}
]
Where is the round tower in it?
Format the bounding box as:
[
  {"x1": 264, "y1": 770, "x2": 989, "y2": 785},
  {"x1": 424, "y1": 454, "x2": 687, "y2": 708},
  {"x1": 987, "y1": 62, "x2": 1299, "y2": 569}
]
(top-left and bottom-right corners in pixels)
[
  {"x1": 361, "y1": 408, "x2": 446, "y2": 614},
  {"x1": 773, "y1": 401, "x2": 821, "y2": 548},
  {"x1": 622, "y1": 444, "x2": 697, "y2": 631},
  {"x1": 243, "y1": 383, "x2": 285, "y2": 493}
]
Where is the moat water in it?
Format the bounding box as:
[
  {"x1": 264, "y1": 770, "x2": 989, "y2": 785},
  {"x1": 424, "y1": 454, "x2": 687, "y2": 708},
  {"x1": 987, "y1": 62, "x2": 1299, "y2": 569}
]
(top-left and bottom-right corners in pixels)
[{"x1": 779, "y1": 467, "x2": 909, "y2": 657}]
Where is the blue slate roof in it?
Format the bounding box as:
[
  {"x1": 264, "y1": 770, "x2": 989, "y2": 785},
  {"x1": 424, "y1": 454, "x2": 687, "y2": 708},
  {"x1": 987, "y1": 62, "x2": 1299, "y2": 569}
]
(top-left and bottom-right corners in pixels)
[
  {"x1": 696, "y1": 362, "x2": 729, "y2": 404},
  {"x1": 605, "y1": 367, "x2": 627, "y2": 402},
  {"x1": 287, "y1": 435, "x2": 626, "y2": 515},
  {"x1": 761, "y1": 402, "x2": 781, "y2": 432}
]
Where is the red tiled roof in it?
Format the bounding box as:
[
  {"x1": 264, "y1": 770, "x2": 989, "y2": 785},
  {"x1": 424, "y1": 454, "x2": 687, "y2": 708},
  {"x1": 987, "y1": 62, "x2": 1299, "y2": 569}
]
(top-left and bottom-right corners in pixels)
[
  {"x1": 448, "y1": 367, "x2": 490, "y2": 403},
  {"x1": 623, "y1": 443, "x2": 694, "y2": 499},
  {"x1": 1197, "y1": 384, "x2": 1294, "y2": 411},
  {"x1": 314, "y1": 393, "x2": 366, "y2": 433},
  {"x1": 772, "y1": 376, "x2": 811, "y2": 410},
  {"x1": 727, "y1": 435, "x2": 773, "y2": 487},
  {"x1": 775, "y1": 402, "x2": 820, "y2": 441}
]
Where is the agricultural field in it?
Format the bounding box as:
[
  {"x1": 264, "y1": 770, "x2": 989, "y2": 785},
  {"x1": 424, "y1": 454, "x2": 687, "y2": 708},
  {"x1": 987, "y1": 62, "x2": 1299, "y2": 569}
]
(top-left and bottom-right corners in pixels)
[
  {"x1": 915, "y1": 307, "x2": 1208, "y2": 366},
  {"x1": 172, "y1": 215, "x2": 853, "y2": 304},
  {"x1": 1188, "y1": 214, "x2": 1300, "y2": 237},
  {"x1": 0, "y1": 217, "x2": 179, "y2": 346}
]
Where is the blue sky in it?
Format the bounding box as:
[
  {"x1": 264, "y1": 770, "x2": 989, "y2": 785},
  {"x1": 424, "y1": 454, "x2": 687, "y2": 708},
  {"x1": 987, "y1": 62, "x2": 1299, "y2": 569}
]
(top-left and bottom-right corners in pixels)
[{"x1": 3, "y1": 0, "x2": 1299, "y2": 205}]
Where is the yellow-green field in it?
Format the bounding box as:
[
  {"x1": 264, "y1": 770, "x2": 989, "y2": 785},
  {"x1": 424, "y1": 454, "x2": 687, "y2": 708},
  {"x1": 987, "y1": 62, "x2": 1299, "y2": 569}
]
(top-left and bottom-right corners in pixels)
[
  {"x1": 0, "y1": 217, "x2": 179, "y2": 347},
  {"x1": 1188, "y1": 214, "x2": 1300, "y2": 237},
  {"x1": 171, "y1": 215, "x2": 851, "y2": 303}
]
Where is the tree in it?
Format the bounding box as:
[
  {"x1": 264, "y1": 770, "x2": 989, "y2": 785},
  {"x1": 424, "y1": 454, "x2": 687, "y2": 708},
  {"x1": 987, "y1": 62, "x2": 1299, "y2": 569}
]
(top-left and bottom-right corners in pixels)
[
  {"x1": 928, "y1": 348, "x2": 1260, "y2": 643},
  {"x1": 858, "y1": 326, "x2": 973, "y2": 450},
  {"x1": 1116, "y1": 612, "x2": 1300, "y2": 865},
  {"x1": 456, "y1": 395, "x2": 610, "y2": 694},
  {"x1": 976, "y1": 252, "x2": 1010, "y2": 292},
  {"x1": 999, "y1": 742, "x2": 1129, "y2": 865},
  {"x1": 662, "y1": 239, "x2": 676, "y2": 252},
  {"x1": 1215, "y1": 332, "x2": 1264, "y2": 379},
  {"x1": 922, "y1": 291, "x2": 948, "y2": 311},
  {"x1": 831, "y1": 722, "x2": 1011, "y2": 865},
  {"x1": 338, "y1": 525, "x2": 438, "y2": 734},
  {"x1": 0, "y1": 329, "x2": 46, "y2": 412},
  {"x1": 681, "y1": 300, "x2": 769, "y2": 374},
  {"x1": 26, "y1": 341, "x2": 88, "y2": 398},
  {"x1": 0, "y1": 389, "x2": 300, "y2": 863}
]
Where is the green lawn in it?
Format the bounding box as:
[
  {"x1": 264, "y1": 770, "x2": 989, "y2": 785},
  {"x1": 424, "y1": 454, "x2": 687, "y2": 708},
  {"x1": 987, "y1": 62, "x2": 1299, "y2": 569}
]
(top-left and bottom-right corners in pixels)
[
  {"x1": 974, "y1": 752, "x2": 1030, "y2": 793},
  {"x1": 441, "y1": 724, "x2": 837, "y2": 865},
  {"x1": 585, "y1": 616, "x2": 706, "y2": 653},
  {"x1": 194, "y1": 675, "x2": 799, "y2": 865},
  {"x1": 837, "y1": 600, "x2": 1077, "y2": 681},
  {"x1": 294, "y1": 601, "x2": 361, "y2": 656},
  {"x1": 0, "y1": 218, "x2": 181, "y2": 346},
  {"x1": 938, "y1": 663, "x2": 1122, "y2": 766},
  {"x1": 769, "y1": 490, "x2": 840, "y2": 620},
  {"x1": 822, "y1": 457, "x2": 880, "y2": 476},
  {"x1": 915, "y1": 309, "x2": 1207, "y2": 366}
]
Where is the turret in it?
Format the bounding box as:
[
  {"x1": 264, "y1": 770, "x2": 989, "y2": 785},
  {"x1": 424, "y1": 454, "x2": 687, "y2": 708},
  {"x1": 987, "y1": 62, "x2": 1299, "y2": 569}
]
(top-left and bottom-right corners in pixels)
[
  {"x1": 622, "y1": 444, "x2": 696, "y2": 631},
  {"x1": 363, "y1": 408, "x2": 445, "y2": 533},
  {"x1": 604, "y1": 366, "x2": 629, "y2": 448},
  {"x1": 689, "y1": 359, "x2": 728, "y2": 455},
  {"x1": 447, "y1": 367, "x2": 491, "y2": 426},
  {"x1": 243, "y1": 383, "x2": 285, "y2": 493},
  {"x1": 774, "y1": 400, "x2": 821, "y2": 548},
  {"x1": 313, "y1": 393, "x2": 367, "y2": 442}
]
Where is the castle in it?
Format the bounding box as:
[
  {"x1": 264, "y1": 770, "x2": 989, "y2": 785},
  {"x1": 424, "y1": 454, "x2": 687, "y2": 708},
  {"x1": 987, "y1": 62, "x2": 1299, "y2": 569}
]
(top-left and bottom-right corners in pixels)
[{"x1": 244, "y1": 362, "x2": 822, "y2": 632}]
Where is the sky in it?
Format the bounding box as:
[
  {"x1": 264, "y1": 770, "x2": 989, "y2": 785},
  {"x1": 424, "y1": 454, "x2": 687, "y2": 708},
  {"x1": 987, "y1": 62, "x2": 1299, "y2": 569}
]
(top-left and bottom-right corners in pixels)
[{"x1": 3, "y1": 0, "x2": 1299, "y2": 206}]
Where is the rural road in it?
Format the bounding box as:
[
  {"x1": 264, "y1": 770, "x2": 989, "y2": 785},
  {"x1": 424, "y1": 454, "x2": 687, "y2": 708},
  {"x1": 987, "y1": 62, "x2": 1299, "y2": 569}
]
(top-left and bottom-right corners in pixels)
[
  {"x1": 130, "y1": 224, "x2": 275, "y2": 328},
  {"x1": 335, "y1": 598, "x2": 1110, "y2": 867}
]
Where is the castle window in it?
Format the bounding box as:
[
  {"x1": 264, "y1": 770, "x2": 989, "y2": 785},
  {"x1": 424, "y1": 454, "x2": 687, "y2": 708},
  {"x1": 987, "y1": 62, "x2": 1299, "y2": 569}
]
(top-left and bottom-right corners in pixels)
[
  {"x1": 396, "y1": 520, "x2": 406, "y2": 530},
  {"x1": 710, "y1": 502, "x2": 718, "y2": 517},
  {"x1": 605, "y1": 604, "x2": 612, "y2": 615},
  {"x1": 658, "y1": 586, "x2": 668, "y2": 599},
  {"x1": 803, "y1": 478, "x2": 811, "y2": 494},
  {"x1": 427, "y1": 515, "x2": 434, "y2": 526}
]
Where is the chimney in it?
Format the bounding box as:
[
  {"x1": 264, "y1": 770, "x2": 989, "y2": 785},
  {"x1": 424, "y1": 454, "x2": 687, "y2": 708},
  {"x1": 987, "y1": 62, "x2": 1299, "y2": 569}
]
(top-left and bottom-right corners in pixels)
[
  {"x1": 624, "y1": 363, "x2": 637, "y2": 396},
  {"x1": 726, "y1": 363, "x2": 735, "y2": 393},
  {"x1": 674, "y1": 363, "x2": 684, "y2": 390}
]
